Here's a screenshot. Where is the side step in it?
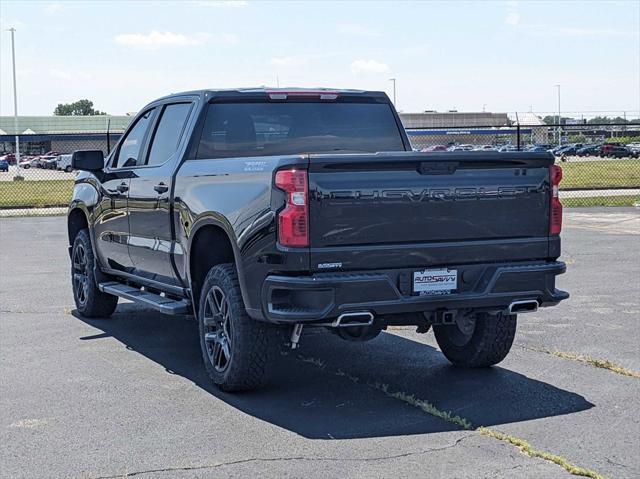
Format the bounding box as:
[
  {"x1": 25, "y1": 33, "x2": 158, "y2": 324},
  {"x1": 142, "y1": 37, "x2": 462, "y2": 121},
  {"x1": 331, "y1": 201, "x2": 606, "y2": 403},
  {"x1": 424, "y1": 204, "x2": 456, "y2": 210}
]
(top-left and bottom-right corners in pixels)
[{"x1": 98, "y1": 282, "x2": 191, "y2": 315}]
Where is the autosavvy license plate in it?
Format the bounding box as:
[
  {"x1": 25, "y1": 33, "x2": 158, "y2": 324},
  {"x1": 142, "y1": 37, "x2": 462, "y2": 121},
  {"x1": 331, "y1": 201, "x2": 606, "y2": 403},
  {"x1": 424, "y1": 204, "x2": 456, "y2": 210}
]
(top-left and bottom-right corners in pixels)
[{"x1": 413, "y1": 268, "x2": 458, "y2": 295}]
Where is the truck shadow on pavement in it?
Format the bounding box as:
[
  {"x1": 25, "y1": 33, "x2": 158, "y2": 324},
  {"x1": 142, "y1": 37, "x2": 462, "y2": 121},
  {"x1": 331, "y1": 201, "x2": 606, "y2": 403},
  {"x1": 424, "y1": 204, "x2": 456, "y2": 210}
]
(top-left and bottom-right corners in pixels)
[{"x1": 73, "y1": 304, "x2": 594, "y2": 440}]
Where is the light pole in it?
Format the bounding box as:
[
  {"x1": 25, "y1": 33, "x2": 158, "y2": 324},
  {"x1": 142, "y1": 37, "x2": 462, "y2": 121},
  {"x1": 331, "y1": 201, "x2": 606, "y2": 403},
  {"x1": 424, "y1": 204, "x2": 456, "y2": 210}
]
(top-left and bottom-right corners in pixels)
[
  {"x1": 388, "y1": 78, "x2": 396, "y2": 107},
  {"x1": 555, "y1": 84, "x2": 561, "y2": 146},
  {"x1": 6, "y1": 27, "x2": 22, "y2": 179}
]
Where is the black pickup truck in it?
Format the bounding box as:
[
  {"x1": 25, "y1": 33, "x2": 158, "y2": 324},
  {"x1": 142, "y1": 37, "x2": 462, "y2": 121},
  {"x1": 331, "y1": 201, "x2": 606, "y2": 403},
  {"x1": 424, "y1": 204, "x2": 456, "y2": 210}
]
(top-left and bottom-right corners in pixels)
[{"x1": 68, "y1": 88, "x2": 568, "y2": 391}]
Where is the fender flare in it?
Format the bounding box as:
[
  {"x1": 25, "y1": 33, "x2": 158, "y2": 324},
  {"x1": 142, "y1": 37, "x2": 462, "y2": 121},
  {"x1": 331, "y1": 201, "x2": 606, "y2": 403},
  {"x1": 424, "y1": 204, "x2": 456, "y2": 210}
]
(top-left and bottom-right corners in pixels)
[
  {"x1": 185, "y1": 215, "x2": 251, "y2": 309},
  {"x1": 67, "y1": 200, "x2": 93, "y2": 250}
]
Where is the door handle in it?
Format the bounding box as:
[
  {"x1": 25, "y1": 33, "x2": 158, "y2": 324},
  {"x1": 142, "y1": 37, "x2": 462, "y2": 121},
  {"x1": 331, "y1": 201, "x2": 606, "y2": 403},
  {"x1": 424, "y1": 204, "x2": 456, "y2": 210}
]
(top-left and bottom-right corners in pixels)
[
  {"x1": 116, "y1": 182, "x2": 129, "y2": 193},
  {"x1": 154, "y1": 183, "x2": 169, "y2": 194}
]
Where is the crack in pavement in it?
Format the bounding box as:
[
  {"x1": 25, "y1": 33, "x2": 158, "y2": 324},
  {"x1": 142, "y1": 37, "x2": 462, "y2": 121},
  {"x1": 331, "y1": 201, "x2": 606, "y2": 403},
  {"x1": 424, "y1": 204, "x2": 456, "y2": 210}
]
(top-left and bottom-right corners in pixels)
[{"x1": 86, "y1": 434, "x2": 476, "y2": 479}]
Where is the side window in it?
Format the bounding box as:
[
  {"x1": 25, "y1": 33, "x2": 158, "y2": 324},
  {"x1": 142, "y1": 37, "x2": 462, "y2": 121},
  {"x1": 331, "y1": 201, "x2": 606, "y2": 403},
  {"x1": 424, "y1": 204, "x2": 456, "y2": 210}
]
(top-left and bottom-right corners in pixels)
[
  {"x1": 114, "y1": 108, "x2": 155, "y2": 167},
  {"x1": 146, "y1": 103, "x2": 192, "y2": 166}
]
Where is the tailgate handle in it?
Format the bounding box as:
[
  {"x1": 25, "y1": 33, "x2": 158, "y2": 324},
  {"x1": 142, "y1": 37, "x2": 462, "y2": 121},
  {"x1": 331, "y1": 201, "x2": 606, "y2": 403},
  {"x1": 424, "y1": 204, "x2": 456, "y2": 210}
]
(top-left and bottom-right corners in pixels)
[{"x1": 418, "y1": 162, "x2": 458, "y2": 175}]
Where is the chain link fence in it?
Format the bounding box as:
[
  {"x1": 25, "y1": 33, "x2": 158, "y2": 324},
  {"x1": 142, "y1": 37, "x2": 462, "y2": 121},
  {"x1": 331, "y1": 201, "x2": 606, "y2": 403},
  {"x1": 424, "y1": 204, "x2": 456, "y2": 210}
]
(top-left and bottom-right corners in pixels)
[
  {"x1": 407, "y1": 122, "x2": 640, "y2": 207},
  {"x1": 0, "y1": 118, "x2": 638, "y2": 211}
]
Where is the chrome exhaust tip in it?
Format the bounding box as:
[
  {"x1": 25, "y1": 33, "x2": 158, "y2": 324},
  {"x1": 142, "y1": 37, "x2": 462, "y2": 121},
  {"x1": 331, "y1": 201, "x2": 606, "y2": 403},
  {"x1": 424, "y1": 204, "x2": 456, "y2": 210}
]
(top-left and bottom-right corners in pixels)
[
  {"x1": 332, "y1": 311, "x2": 375, "y2": 328},
  {"x1": 508, "y1": 300, "x2": 539, "y2": 314}
]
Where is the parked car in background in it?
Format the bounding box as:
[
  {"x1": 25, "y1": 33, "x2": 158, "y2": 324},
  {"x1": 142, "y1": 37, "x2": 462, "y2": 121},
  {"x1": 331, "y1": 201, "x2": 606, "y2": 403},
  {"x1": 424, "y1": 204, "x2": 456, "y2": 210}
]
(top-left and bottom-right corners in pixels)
[
  {"x1": 31, "y1": 152, "x2": 60, "y2": 168},
  {"x1": 473, "y1": 145, "x2": 497, "y2": 151},
  {"x1": 558, "y1": 145, "x2": 580, "y2": 156},
  {"x1": 602, "y1": 145, "x2": 637, "y2": 158},
  {"x1": 499, "y1": 145, "x2": 518, "y2": 152},
  {"x1": 526, "y1": 146, "x2": 548, "y2": 153},
  {"x1": 40, "y1": 156, "x2": 60, "y2": 169},
  {"x1": 448, "y1": 144, "x2": 474, "y2": 151},
  {"x1": 422, "y1": 145, "x2": 447, "y2": 152},
  {"x1": 0, "y1": 159, "x2": 8, "y2": 172},
  {"x1": 576, "y1": 144, "x2": 602, "y2": 157},
  {"x1": 18, "y1": 157, "x2": 37, "y2": 169},
  {"x1": 627, "y1": 143, "x2": 640, "y2": 153},
  {"x1": 56, "y1": 154, "x2": 73, "y2": 172},
  {"x1": 599, "y1": 144, "x2": 617, "y2": 157},
  {"x1": 1, "y1": 153, "x2": 17, "y2": 165},
  {"x1": 553, "y1": 144, "x2": 582, "y2": 159},
  {"x1": 549, "y1": 146, "x2": 563, "y2": 155}
]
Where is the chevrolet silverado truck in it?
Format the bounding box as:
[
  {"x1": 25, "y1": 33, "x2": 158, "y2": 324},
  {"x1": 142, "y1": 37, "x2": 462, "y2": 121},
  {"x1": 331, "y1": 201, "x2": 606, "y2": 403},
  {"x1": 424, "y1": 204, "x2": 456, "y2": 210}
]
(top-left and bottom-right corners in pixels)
[{"x1": 68, "y1": 88, "x2": 568, "y2": 391}]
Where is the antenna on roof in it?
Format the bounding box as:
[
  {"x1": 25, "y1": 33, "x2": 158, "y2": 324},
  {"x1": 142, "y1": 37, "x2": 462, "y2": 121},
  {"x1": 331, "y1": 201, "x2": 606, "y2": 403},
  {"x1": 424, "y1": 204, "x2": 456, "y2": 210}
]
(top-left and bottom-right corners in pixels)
[{"x1": 106, "y1": 118, "x2": 111, "y2": 154}]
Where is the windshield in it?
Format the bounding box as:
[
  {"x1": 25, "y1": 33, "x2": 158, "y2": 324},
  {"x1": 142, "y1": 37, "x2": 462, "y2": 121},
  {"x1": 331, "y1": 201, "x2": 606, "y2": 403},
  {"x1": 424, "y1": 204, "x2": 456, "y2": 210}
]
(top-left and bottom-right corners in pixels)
[{"x1": 196, "y1": 101, "x2": 405, "y2": 159}]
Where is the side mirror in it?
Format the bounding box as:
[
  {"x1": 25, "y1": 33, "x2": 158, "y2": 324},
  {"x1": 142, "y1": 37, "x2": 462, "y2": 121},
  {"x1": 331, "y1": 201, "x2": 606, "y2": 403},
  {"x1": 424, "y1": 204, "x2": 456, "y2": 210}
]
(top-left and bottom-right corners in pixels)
[{"x1": 71, "y1": 150, "x2": 104, "y2": 172}]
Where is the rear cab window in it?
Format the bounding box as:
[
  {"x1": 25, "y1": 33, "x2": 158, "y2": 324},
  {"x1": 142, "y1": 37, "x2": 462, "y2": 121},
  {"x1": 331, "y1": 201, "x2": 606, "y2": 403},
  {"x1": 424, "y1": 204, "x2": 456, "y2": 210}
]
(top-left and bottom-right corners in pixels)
[
  {"x1": 146, "y1": 102, "x2": 193, "y2": 166},
  {"x1": 196, "y1": 99, "x2": 406, "y2": 159}
]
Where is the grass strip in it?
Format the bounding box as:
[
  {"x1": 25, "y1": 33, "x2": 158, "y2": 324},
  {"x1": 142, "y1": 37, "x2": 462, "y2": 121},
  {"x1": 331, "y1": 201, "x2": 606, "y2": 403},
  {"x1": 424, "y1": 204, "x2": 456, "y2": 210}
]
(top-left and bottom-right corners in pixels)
[
  {"x1": 523, "y1": 347, "x2": 640, "y2": 379},
  {"x1": 562, "y1": 195, "x2": 639, "y2": 207},
  {"x1": 477, "y1": 428, "x2": 603, "y2": 479},
  {"x1": 0, "y1": 179, "x2": 74, "y2": 208},
  {"x1": 560, "y1": 160, "x2": 640, "y2": 189}
]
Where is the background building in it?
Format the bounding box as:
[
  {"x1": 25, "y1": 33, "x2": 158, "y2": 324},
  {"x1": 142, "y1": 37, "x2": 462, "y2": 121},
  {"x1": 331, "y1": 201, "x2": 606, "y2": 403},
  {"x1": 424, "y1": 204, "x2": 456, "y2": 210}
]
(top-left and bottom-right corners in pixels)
[{"x1": 0, "y1": 116, "x2": 131, "y2": 155}]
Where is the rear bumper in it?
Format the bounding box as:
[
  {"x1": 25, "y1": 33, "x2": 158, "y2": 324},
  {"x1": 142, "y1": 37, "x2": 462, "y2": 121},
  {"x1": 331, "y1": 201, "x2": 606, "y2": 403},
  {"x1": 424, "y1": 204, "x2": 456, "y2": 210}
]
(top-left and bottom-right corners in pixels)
[{"x1": 255, "y1": 261, "x2": 568, "y2": 323}]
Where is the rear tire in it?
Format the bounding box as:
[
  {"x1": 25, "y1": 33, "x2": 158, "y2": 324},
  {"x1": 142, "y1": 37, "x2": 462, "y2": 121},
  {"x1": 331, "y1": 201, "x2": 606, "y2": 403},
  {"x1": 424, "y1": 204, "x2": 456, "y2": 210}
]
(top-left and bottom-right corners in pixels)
[
  {"x1": 71, "y1": 229, "x2": 118, "y2": 318},
  {"x1": 198, "y1": 263, "x2": 280, "y2": 392},
  {"x1": 433, "y1": 312, "x2": 516, "y2": 367}
]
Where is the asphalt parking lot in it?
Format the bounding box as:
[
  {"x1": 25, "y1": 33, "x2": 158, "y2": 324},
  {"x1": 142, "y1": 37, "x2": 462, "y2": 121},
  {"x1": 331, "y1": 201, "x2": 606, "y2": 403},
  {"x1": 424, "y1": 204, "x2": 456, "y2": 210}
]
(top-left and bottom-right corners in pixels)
[
  {"x1": 0, "y1": 165, "x2": 74, "y2": 182},
  {"x1": 1, "y1": 209, "x2": 638, "y2": 479}
]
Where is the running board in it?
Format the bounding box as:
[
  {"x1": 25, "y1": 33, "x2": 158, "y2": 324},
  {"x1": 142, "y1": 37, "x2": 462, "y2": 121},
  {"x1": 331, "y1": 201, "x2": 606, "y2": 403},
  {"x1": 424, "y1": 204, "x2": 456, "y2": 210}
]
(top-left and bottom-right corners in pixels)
[{"x1": 98, "y1": 282, "x2": 191, "y2": 315}]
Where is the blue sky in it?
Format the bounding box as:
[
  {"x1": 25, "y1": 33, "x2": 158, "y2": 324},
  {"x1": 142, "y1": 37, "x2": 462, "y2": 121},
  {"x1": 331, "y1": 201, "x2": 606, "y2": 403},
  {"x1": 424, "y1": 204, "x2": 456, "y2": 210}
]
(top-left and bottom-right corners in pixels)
[{"x1": 1, "y1": 0, "x2": 638, "y2": 116}]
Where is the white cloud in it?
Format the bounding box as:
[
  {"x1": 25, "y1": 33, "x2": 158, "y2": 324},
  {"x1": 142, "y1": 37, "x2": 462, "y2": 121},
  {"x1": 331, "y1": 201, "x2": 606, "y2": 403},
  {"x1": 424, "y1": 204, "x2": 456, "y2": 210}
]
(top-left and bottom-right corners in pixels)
[
  {"x1": 270, "y1": 56, "x2": 308, "y2": 67},
  {"x1": 113, "y1": 31, "x2": 236, "y2": 49},
  {"x1": 49, "y1": 68, "x2": 93, "y2": 80},
  {"x1": 337, "y1": 23, "x2": 381, "y2": 37},
  {"x1": 0, "y1": 18, "x2": 26, "y2": 29},
  {"x1": 44, "y1": 2, "x2": 63, "y2": 15},
  {"x1": 350, "y1": 59, "x2": 390, "y2": 75},
  {"x1": 505, "y1": 12, "x2": 520, "y2": 26}
]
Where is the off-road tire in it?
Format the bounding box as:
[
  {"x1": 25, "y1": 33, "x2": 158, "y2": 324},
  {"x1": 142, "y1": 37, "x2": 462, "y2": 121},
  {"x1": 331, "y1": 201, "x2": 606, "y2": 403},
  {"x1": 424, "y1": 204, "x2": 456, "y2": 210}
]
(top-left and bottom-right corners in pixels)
[
  {"x1": 433, "y1": 313, "x2": 517, "y2": 367},
  {"x1": 71, "y1": 229, "x2": 118, "y2": 318},
  {"x1": 198, "y1": 263, "x2": 280, "y2": 392}
]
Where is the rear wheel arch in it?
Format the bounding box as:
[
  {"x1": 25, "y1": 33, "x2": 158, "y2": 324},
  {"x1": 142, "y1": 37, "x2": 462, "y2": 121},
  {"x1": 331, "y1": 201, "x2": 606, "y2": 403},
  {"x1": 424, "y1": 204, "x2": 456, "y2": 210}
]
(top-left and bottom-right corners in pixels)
[{"x1": 188, "y1": 222, "x2": 240, "y2": 309}]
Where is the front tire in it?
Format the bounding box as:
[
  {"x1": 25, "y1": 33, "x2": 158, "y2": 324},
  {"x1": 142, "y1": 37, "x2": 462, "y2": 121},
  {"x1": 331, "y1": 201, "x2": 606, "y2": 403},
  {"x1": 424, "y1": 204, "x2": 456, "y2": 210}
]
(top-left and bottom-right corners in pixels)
[
  {"x1": 71, "y1": 229, "x2": 118, "y2": 318},
  {"x1": 198, "y1": 264, "x2": 280, "y2": 392},
  {"x1": 433, "y1": 312, "x2": 516, "y2": 367}
]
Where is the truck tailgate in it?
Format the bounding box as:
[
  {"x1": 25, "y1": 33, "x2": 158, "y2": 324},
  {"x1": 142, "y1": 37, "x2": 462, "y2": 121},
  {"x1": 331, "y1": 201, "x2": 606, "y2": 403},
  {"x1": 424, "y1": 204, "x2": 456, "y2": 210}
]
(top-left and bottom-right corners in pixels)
[{"x1": 308, "y1": 151, "x2": 554, "y2": 271}]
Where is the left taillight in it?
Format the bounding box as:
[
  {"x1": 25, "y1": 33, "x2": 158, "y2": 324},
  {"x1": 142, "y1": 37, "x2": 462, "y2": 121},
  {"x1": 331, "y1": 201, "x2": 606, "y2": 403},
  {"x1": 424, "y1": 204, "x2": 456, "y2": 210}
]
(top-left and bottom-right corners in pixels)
[
  {"x1": 550, "y1": 164, "x2": 563, "y2": 235},
  {"x1": 275, "y1": 169, "x2": 309, "y2": 247}
]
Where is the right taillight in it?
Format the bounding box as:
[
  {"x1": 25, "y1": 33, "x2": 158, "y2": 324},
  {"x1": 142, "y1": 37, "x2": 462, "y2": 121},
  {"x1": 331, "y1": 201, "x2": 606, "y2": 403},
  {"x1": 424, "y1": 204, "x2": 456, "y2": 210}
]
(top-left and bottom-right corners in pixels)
[
  {"x1": 275, "y1": 169, "x2": 309, "y2": 247},
  {"x1": 550, "y1": 164, "x2": 563, "y2": 235}
]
